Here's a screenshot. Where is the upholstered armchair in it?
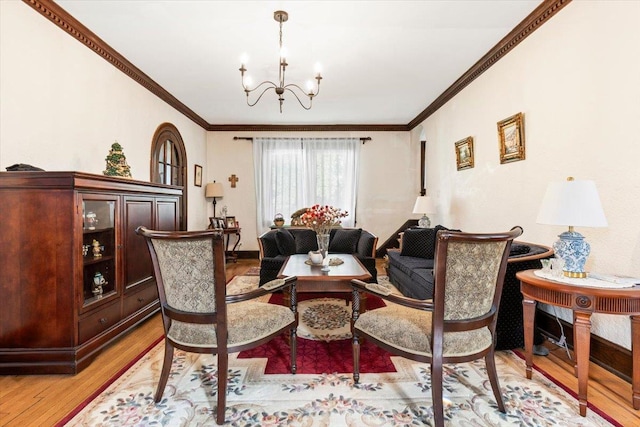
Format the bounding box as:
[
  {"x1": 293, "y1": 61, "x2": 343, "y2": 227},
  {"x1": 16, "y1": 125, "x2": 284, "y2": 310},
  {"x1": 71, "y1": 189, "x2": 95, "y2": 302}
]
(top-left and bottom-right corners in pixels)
[
  {"x1": 351, "y1": 226, "x2": 523, "y2": 427},
  {"x1": 136, "y1": 227, "x2": 298, "y2": 425}
]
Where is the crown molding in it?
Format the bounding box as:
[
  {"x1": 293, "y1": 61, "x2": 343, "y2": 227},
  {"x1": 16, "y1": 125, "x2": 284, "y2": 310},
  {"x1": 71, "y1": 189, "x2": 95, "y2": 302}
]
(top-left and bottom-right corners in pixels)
[
  {"x1": 24, "y1": 0, "x2": 570, "y2": 132},
  {"x1": 207, "y1": 124, "x2": 409, "y2": 132},
  {"x1": 407, "y1": 0, "x2": 571, "y2": 130}
]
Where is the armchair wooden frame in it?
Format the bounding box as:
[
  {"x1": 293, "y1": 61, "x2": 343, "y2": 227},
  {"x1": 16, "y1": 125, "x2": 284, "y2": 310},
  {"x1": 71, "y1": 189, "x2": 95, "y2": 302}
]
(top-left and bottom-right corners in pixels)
[
  {"x1": 351, "y1": 226, "x2": 522, "y2": 427},
  {"x1": 136, "y1": 227, "x2": 298, "y2": 425}
]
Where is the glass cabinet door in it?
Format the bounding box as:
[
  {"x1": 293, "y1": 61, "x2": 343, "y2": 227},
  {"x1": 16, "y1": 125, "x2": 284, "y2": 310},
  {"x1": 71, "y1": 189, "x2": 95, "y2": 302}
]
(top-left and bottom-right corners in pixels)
[{"x1": 81, "y1": 196, "x2": 118, "y2": 308}]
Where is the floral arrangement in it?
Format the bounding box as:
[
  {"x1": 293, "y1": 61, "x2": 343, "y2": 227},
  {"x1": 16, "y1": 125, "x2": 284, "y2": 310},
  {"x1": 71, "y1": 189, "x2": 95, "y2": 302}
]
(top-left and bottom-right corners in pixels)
[{"x1": 299, "y1": 204, "x2": 348, "y2": 236}]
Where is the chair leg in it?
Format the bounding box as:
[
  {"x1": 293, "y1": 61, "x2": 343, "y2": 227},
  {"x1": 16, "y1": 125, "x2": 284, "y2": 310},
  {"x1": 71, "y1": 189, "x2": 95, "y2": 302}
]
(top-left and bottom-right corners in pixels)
[
  {"x1": 431, "y1": 359, "x2": 444, "y2": 427},
  {"x1": 154, "y1": 340, "x2": 174, "y2": 402},
  {"x1": 352, "y1": 332, "x2": 361, "y2": 384},
  {"x1": 290, "y1": 327, "x2": 297, "y2": 374},
  {"x1": 485, "y1": 351, "x2": 506, "y2": 412},
  {"x1": 216, "y1": 352, "x2": 228, "y2": 425}
]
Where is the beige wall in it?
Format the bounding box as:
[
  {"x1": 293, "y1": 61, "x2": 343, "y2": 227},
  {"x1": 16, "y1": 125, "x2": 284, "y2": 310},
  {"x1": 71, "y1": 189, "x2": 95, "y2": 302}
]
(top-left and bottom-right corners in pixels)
[
  {"x1": 0, "y1": 1, "x2": 209, "y2": 230},
  {"x1": 418, "y1": 1, "x2": 640, "y2": 349},
  {"x1": 206, "y1": 131, "x2": 418, "y2": 251}
]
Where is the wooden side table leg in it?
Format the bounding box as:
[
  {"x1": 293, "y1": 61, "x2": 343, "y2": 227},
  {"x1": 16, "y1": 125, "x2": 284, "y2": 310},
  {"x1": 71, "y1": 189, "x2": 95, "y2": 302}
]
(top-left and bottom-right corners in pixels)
[
  {"x1": 574, "y1": 310, "x2": 592, "y2": 417},
  {"x1": 631, "y1": 315, "x2": 640, "y2": 409},
  {"x1": 522, "y1": 297, "x2": 536, "y2": 380}
]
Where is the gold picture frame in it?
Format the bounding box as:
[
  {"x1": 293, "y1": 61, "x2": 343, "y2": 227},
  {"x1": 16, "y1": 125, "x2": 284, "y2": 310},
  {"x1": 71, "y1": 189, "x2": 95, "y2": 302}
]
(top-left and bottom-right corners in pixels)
[
  {"x1": 497, "y1": 113, "x2": 525, "y2": 164},
  {"x1": 194, "y1": 164, "x2": 203, "y2": 187},
  {"x1": 226, "y1": 216, "x2": 236, "y2": 228},
  {"x1": 455, "y1": 137, "x2": 474, "y2": 171}
]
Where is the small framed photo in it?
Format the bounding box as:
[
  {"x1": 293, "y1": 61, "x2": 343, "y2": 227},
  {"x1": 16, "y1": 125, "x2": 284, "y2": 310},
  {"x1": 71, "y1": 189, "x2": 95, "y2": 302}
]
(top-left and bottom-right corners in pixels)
[
  {"x1": 208, "y1": 217, "x2": 226, "y2": 229},
  {"x1": 226, "y1": 216, "x2": 236, "y2": 228},
  {"x1": 455, "y1": 137, "x2": 474, "y2": 171},
  {"x1": 194, "y1": 164, "x2": 203, "y2": 187},
  {"x1": 497, "y1": 113, "x2": 525, "y2": 164}
]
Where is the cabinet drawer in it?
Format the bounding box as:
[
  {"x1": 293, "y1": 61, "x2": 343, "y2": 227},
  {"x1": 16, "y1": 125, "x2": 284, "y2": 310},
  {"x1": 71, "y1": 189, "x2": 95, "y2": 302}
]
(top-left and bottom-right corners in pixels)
[
  {"x1": 78, "y1": 301, "x2": 121, "y2": 344},
  {"x1": 123, "y1": 283, "x2": 159, "y2": 318}
]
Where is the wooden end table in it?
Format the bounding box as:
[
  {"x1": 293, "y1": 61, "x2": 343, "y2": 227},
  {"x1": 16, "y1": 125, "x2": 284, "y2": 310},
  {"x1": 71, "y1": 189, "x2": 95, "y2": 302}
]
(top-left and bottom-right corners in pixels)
[{"x1": 517, "y1": 269, "x2": 640, "y2": 416}]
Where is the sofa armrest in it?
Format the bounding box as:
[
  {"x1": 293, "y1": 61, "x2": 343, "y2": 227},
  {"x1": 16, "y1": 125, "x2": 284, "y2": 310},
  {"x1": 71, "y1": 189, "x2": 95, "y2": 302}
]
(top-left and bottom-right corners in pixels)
[
  {"x1": 257, "y1": 230, "x2": 280, "y2": 259},
  {"x1": 357, "y1": 230, "x2": 378, "y2": 258}
]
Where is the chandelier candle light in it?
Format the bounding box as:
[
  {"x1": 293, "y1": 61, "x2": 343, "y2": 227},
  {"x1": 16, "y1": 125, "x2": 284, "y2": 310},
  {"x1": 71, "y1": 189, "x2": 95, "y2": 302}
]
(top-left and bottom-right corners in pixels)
[
  {"x1": 239, "y1": 10, "x2": 322, "y2": 113},
  {"x1": 536, "y1": 177, "x2": 607, "y2": 278}
]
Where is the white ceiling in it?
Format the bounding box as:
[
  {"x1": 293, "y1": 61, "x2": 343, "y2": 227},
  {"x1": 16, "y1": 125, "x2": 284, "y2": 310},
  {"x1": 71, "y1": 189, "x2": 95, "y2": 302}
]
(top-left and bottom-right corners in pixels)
[{"x1": 56, "y1": 0, "x2": 543, "y2": 126}]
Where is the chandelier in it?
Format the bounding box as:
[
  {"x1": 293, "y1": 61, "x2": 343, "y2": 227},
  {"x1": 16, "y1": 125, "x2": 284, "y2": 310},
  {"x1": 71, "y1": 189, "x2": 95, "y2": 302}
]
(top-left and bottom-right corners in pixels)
[{"x1": 239, "y1": 10, "x2": 322, "y2": 113}]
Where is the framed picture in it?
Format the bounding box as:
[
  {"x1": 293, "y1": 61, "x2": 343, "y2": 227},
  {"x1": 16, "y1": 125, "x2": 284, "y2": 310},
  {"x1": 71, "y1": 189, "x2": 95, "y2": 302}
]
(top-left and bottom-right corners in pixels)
[
  {"x1": 226, "y1": 216, "x2": 236, "y2": 228},
  {"x1": 454, "y1": 137, "x2": 474, "y2": 171},
  {"x1": 194, "y1": 164, "x2": 203, "y2": 187},
  {"x1": 497, "y1": 113, "x2": 525, "y2": 164},
  {"x1": 208, "y1": 217, "x2": 226, "y2": 229}
]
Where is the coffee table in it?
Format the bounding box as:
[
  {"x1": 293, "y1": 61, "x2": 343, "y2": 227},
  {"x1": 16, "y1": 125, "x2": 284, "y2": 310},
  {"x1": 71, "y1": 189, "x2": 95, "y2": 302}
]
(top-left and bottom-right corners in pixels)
[{"x1": 277, "y1": 254, "x2": 372, "y2": 312}]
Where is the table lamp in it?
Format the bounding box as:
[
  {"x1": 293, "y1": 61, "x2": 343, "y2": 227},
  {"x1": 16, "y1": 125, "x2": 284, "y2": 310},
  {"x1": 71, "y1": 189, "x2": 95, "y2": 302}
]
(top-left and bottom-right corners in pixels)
[
  {"x1": 536, "y1": 177, "x2": 607, "y2": 278},
  {"x1": 412, "y1": 196, "x2": 435, "y2": 228},
  {"x1": 205, "y1": 181, "x2": 224, "y2": 217}
]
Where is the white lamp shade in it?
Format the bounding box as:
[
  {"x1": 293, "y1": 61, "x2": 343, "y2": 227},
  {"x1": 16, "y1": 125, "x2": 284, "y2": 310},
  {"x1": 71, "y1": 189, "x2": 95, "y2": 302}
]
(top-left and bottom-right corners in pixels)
[
  {"x1": 412, "y1": 196, "x2": 435, "y2": 214},
  {"x1": 205, "y1": 182, "x2": 224, "y2": 198},
  {"x1": 536, "y1": 179, "x2": 607, "y2": 227}
]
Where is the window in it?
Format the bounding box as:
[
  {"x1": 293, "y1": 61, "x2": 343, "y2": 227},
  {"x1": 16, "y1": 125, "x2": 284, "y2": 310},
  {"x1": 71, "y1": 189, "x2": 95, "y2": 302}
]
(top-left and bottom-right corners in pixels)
[
  {"x1": 151, "y1": 123, "x2": 186, "y2": 186},
  {"x1": 253, "y1": 137, "x2": 360, "y2": 230},
  {"x1": 150, "y1": 123, "x2": 187, "y2": 230}
]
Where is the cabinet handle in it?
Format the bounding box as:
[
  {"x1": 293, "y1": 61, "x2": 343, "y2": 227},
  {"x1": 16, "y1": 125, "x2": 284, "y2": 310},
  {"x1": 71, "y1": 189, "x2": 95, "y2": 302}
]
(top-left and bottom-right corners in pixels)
[
  {"x1": 137, "y1": 297, "x2": 144, "y2": 303},
  {"x1": 99, "y1": 317, "x2": 107, "y2": 324}
]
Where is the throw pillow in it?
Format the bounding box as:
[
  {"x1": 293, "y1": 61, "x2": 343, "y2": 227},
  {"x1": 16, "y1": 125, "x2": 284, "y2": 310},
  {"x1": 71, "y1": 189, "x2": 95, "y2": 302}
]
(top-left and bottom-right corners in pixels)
[
  {"x1": 275, "y1": 228, "x2": 296, "y2": 256},
  {"x1": 329, "y1": 228, "x2": 362, "y2": 253},
  {"x1": 294, "y1": 229, "x2": 318, "y2": 253},
  {"x1": 400, "y1": 228, "x2": 435, "y2": 259}
]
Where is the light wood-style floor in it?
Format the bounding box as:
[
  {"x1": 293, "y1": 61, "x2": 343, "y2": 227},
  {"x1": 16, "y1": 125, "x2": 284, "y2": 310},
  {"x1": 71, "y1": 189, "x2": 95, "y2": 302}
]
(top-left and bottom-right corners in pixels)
[{"x1": 1, "y1": 259, "x2": 639, "y2": 426}]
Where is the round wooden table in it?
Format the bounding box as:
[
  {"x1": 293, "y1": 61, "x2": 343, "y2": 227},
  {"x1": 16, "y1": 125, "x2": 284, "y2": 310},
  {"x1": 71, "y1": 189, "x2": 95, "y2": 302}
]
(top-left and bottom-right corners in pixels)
[{"x1": 517, "y1": 269, "x2": 640, "y2": 416}]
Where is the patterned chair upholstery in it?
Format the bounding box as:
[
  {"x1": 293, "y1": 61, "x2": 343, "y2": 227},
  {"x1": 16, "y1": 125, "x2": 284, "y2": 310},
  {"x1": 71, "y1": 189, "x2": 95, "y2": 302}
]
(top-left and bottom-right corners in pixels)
[
  {"x1": 351, "y1": 226, "x2": 523, "y2": 427},
  {"x1": 136, "y1": 227, "x2": 298, "y2": 425}
]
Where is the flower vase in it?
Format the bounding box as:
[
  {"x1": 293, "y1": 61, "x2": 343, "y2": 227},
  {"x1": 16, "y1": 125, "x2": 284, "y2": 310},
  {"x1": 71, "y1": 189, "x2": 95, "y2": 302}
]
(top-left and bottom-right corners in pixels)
[{"x1": 316, "y1": 233, "x2": 330, "y2": 271}]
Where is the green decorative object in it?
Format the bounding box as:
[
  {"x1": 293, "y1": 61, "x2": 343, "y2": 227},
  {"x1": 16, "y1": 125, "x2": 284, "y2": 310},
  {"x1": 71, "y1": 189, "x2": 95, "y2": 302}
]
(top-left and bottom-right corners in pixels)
[{"x1": 103, "y1": 142, "x2": 132, "y2": 178}]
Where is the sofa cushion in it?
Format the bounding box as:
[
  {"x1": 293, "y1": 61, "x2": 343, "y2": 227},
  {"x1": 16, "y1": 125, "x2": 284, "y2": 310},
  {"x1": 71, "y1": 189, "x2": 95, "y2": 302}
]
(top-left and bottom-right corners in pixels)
[
  {"x1": 275, "y1": 228, "x2": 296, "y2": 256},
  {"x1": 387, "y1": 251, "x2": 434, "y2": 277},
  {"x1": 401, "y1": 228, "x2": 436, "y2": 259},
  {"x1": 329, "y1": 228, "x2": 362, "y2": 253},
  {"x1": 293, "y1": 229, "x2": 318, "y2": 253}
]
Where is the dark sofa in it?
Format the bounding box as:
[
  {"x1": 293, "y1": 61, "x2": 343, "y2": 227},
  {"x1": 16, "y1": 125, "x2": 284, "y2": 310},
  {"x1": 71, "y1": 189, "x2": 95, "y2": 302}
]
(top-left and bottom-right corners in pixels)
[
  {"x1": 386, "y1": 225, "x2": 553, "y2": 350},
  {"x1": 258, "y1": 227, "x2": 378, "y2": 286}
]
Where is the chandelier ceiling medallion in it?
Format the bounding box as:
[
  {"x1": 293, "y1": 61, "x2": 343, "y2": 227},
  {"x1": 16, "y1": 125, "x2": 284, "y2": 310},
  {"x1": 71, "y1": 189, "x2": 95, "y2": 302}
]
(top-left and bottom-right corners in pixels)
[{"x1": 239, "y1": 10, "x2": 322, "y2": 113}]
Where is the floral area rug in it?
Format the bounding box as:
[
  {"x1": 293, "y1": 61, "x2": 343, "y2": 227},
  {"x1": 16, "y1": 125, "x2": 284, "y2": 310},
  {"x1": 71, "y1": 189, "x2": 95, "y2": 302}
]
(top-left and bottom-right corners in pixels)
[{"x1": 60, "y1": 343, "x2": 618, "y2": 426}]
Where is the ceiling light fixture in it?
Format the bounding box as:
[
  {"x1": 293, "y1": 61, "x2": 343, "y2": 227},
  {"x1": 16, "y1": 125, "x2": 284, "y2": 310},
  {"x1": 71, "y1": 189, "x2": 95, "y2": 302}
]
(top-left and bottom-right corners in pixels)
[{"x1": 239, "y1": 10, "x2": 322, "y2": 113}]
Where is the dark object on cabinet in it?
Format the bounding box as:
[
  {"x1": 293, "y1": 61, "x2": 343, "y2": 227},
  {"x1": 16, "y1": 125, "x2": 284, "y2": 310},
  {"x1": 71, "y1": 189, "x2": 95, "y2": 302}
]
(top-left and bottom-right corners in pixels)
[
  {"x1": 5, "y1": 163, "x2": 44, "y2": 171},
  {"x1": 0, "y1": 172, "x2": 183, "y2": 374}
]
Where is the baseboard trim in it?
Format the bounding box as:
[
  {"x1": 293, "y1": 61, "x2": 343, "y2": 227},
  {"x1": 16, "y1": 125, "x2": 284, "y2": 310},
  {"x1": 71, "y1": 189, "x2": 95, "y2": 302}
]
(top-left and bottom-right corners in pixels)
[
  {"x1": 232, "y1": 250, "x2": 260, "y2": 260},
  {"x1": 536, "y1": 310, "x2": 632, "y2": 383}
]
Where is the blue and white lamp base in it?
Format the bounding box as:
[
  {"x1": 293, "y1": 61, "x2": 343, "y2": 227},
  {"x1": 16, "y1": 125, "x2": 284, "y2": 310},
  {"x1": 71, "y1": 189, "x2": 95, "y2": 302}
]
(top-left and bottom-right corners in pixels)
[
  {"x1": 552, "y1": 230, "x2": 590, "y2": 278},
  {"x1": 417, "y1": 215, "x2": 431, "y2": 228}
]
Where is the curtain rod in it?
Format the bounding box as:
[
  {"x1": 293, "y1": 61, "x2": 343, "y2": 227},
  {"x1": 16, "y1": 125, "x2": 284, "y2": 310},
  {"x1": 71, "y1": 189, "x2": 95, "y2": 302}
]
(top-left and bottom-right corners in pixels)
[{"x1": 233, "y1": 136, "x2": 372, "y2": 144}]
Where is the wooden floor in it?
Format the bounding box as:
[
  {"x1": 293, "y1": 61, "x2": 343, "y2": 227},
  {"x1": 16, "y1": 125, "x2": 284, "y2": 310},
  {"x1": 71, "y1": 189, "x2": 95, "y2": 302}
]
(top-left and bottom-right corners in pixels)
[{"x1": 1, "y1": 259, "x2": 639, "y2": 426}]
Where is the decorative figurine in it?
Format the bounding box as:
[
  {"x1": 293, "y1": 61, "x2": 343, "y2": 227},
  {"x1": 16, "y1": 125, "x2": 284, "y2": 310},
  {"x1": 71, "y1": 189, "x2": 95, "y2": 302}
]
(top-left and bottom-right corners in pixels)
[
  {"x1": 274, "y1": 213, "x2": 285, "y2": 227},
  {"x1": 92, "y1": 239, "x2": 103, "y2": 257},
  {"x1": 82, "y1": 245, "x2": 90, "y2": 257},
  {"x1": 85, "y1": 211, "x2": 98, "y2": 230},
  {"x1": 103, "y1": 141, "x2": 132, "y2": 178},
  {"x1": 92, "y1": 272, "x2": 106, "y2": 298}
]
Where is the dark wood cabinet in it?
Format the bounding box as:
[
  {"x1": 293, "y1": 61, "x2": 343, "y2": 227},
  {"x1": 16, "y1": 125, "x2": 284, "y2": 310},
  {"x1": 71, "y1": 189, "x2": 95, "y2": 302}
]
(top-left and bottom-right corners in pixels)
[{"x1": 0, "y1": 172, "x2": 183, "y2": 374}]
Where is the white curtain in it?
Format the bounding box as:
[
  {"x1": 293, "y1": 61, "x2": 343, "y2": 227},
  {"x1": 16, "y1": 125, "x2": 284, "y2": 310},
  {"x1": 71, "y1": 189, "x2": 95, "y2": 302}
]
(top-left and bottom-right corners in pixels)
[{"x1": 253, "y1": 137, "x2": 360, "y2": 232}]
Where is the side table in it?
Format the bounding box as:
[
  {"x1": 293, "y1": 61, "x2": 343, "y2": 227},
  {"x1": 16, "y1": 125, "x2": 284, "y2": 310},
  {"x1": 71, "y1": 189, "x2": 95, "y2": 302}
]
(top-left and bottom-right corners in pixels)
[
  {"x1": 207, "y1": 222, "x2": 241, "y2": 263},
  {"x1": 516, "y1": 269, "x2": 640, "y2": 416}
]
